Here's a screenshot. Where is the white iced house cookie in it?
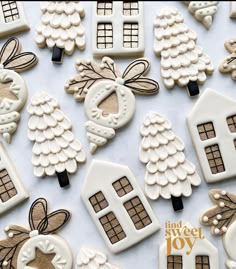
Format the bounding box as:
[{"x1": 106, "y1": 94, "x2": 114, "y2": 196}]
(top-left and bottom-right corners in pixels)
[
  {"x1": 65, "y1": 57, "x2": 159, "y2": 153},
  {"x1": 153, "y1": 6, "x2": 214, "y2": 97},
  {"x1": 81, "y1": 160, "x2": 160, "y2": 253},
  {"x1": 159, "y1": 223, "x2": 219, "y2": 269},
  {"x1": 27, "y1": 91, "x2": 86, "y2": 188},
  {"x1": 219, "y1": 38, "x2": 236, "y2": 80},
  {"x1": 200, "y1": 189, "x2": 236, "y2": 236},
  {"x1": 0, "y1": 37, "x2": 37, "y2": 143},
  {"x1": 139, "y1": 112, "x2": 201, "y2": 211},
  {"x1": 0, "y1": 198, "x2": 73, "y2": 269},
  {"x1": 0, "y1": 142, "x2": 28, "y2": 215},
  {"x1": 92, "y1": 1, "x2": 144, "y2": 57},
  {"x1": 35, "y1": 1, "x2": 85, "y2": 64},
  {"x1": 184, "y1": 1, "x2": 218, "y2": 29},
  {"x1": 0, "y1": 1, "x2": 29, "y2": 38},
  {"x1": 187, "y1": 89, "x2": 236, "y2": 183},
  {"x1": 223, "y1": 222, "x2": 236, "y2": 269},
  {"x1": 77, "y1": 247, "x2": 120, "y2": 269}
]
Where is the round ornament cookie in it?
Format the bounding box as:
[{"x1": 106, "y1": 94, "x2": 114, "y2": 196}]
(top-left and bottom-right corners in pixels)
[
  {"x1": 65, "y1": 57, "x2": 159, "y2": 153},
  {"x1": 0, "y1": 37, "x2": 37, "y2": 143},
  {"x1": 0, "y1": 198, "x2": 72, "y2": 269}
]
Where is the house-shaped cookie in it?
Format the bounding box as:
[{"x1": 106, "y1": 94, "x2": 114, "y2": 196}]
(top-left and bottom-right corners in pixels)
[
  {"x1": 187, "y1": 89, "x2": 236, "y2": 183},
  {"x1": 0, "y1": 1, "x2": 29, "y2": 38},
  {"x1": 159, "y1": 223, "x2": 219, "y2": 269},
  {"x1": 0, "y1": 143, "x2": 28, "y2": 214},
  {"x1": 92, "y1": 1, "x2": 144, "y2": 57},
  {"x1": 81, "y1": 160, "x2": 160, "y2": 253}
]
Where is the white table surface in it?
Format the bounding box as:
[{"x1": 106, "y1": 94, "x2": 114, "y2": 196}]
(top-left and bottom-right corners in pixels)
[{"x1": 0, "y1": 1, "x2": 235, "y2": 268}]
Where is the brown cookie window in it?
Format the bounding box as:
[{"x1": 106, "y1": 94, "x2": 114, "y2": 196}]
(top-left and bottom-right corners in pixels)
[
  {"x1": 112, "y1": 177, "x2": 133, "y2": 197},
  {"x1": 195, "y1": 255, "x2": 210, "y2": 269},
  {"x1": 97, "y1": 1, "x2": 113, "y2": 16},
  {"x1": 197, "y1": 122, "x2": 215, "y2": 141},
  {"x1": 227, "y1": 114, "x2": 236, "y2": 133},
  {"x1": 123, "y1": 23, "x2": 139, "y2": 48},
  {"x1": 123, "y1": 1, "x2": 139, "y2": 16},
  {"x1": 205, "y1": 144, "x2": 225, "y2": 174},
  {"x1": 99, "y1": 212, "x2": 126, "y2": 244},
  {"x1": 167, "y1": 255, "x2": 182, "y2": 269},
  {"x1": 1, "y1": 1, "x2": 19, "y2": 23},
  {"x1": 124, "y1": 196, "x2": 152, "y2": 230},
  {"x1": 0, "y1": 169, "x2": 17, "y2": 203},
  {"x1": 97, "y1": 23, "x2": 113, "y2": 49},
  {"x1": 89, "y1": 191, "x2": 108, "y2": 213}
]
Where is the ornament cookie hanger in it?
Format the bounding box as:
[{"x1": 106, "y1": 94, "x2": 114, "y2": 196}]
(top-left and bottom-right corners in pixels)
[
  {"x1": 0, "y1": 37, "x2": 37, "y2": 143},
  {"x1": 0, "y1": 198, "x2": 72, "y2": 269},
  {"x1": 65, "y1": 57, "x2": 159, "y2": 153}
]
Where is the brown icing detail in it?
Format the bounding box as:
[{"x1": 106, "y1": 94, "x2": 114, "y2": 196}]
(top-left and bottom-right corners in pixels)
[
  {"x1": 123, "y1": 1, "x2": 139, "y2": 16},
  {"x1": 0, "y1": 80, "x2": 18, "y2": 101},
  {"x1": 99, "y1": 212, "x2": 126, "y2": 244},
  {"x1": 97, "y1": 1, "x2": 113, "y2": 15},
  {"x1": 196, "y1": 255, "x2": 210, "y2": 269},
  {"x1": 197, "y1": 122, "x2": 215, "y2": 141},
  {"x1": 1, "y1": 1, "x2": 20, "y2": 23},
  {"x1": 123, "y1": 23, "x2": 139, "y2": 48},
  {"x1": 0, "y1": 169, "x2": 17, "y2": 203},
  {"x1": 200, "y1": 189, "x2": 236, "y2": 236},
  {"x1": 124, "y1": 196, "x2": 152, "y2": 230},
  {"x1": 97, "y1": 23, "x2": 113, "y2": 49},
  {"x1": 205, "y1": 144, "x2": 225, "y2": 174},
  {"x1": 167, "y1": 255, "x2": 183, "y2": 269},
  {"x1": 98, "y1": 91, "x2": 119, "y2": 116},
  {"x1": 227, "y1": 115, "x2": 236, "y2": 133},
  {"x1": 26, "y1": 248, "x2": 56, "y2": 269},
  {"x1": 89, "y1": 191, "x2": 109, "y2": 213},
  {"x1": 112, "y1": 177, "x2": 133, "y2": 197}
]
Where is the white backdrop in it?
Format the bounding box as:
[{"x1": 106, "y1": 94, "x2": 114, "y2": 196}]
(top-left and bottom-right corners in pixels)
[{"x1": 0, "y1": 1, "x2": 235, "y2": 268}]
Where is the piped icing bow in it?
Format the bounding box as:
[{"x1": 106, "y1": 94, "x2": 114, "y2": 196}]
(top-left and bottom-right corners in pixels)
[
  {"x1": 65, "y1": 57, "x2": 159, "y2": 101},
  {"x1": 0, "y1": 198, "x2": 70, "y2": 269}
]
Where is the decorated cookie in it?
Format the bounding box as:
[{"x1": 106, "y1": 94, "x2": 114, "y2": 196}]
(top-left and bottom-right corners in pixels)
[
  {"x1": 0, "y1": 37, "x2": 37, "y2": 143},
  {"x1": 0, "y1": 142, "x2": 28, "y2": 215},
  {"x1": 139, "y1": 112, "x2": 201, "y2": 211},
  {"x1": 219, "y1": 39, "x2": 236, "y2": 80},
  {"x1": 65, "y1": 57, "x2": 159, "y2": 153},
  {"x1": 92, "y1": 1, "x2": 144, "y2": 57},
  {"x1": 159, "y1": 223, "x2": 219, "y2": 269},
  {"x1": 223, "y1": 222, "x2": 236, "y2": 269},
  {"x1": 184, "y1": 1, "x2": 218, "y2": 29},
  {"x1": 0, "y1": 2, "x2": 29, "y2": 38},
  {"x1": 27, "y1": 91, "x2": 86, "y2": 188},
  {"x1": 81, "y1": 160, "x2": 160, "y2": 253},
  {"x1": 153, "y1": 6, "x2": 214, "y2": 96},
  {"x1": 230, "y1": 1, "x2": 236, "y2": 18},
  {"x1": 200, "y1": 189, "x2": 236, "y2": 236},
  {"x1": 35, "y1": 1, "x2": 85, "y2": 64},
  {"x1": 187, "y1": 89, "x2": 236, "y2": 183},
  {"x1": 77, "y1": 247, "x2": 119, "y2": 269},
  {"x1": 0, "y1": 198, "x2": 72, "y2": 269}
]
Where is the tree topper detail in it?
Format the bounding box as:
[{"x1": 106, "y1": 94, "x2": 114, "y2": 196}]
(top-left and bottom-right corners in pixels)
[{"x1": 65, "y1": 57, "x2": 159, "y2": 153}]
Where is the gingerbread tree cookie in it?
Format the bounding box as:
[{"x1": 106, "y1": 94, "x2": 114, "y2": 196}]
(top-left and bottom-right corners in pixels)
[
  {"x1": 35, "y1": 1, "x2": 85, "y2": 64},
  {"x1": 139, "y1": 112, "x2": 201, "y2": 211},
  {"x1": 184, "y1": 1, "x2": 218, "y2": 29},
  {"x1": 219, "y1": 39, "x2": 236, "y2": 80},
  {"x1": 0, "y1": 198, "x2": 72, "y2": 269},
  {"x1": 0, "y1": 37, "x2": 37, "y2": 143},
  {"x1": 65, "y1": 57, "x2": 159, "y2": 153},
  {"x1": 153, "y1": 6, "x2": 214, "y2": 96},
  {"x1": 27, "y1": 91, "x2": 86, "y2": 188},
  {"x1": 200, "y1": 189, "x2": 236, "y2": 236}
]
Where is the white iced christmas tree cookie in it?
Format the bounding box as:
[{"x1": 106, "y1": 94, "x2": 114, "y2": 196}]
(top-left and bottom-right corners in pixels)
[
  {"x1": 27, "y1": 91, "x2": 86, "y2": 188},
  {"x1": 184, "y1": 1, "x2": 218, "y2": 29},
  {"x1": 139, "y1": 112, "x2": 201, "y2": 211},
  {"x1": 77, "y1": 248, "x2": 119, "y2": 269},
  {"x1": 35, "y1": 1, "x2": 85, "y2": 64},
  {"x1": 153, "y1": 6, "x2": 214, "y2": 96}
]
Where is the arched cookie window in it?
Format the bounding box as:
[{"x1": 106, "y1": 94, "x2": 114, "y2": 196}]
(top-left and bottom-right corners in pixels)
[
  {"x1": 89, "y1": 191, "x2": 108, "y2": 213},
  {"x1": 167, "y1": 255, "x2": 182, "y2": 269},
  {"x1": 123, "y1": 23, "x2": 139, "y2": 48},
  {"x1": 112, "y1": 177, "x2": 133, "y2": 197},
  {"x1": 205, "y1": 144, "x2": 225, "y2": 174},
  {"x1": 123, "y1": 1, "x2": 139, "y2": 15},
  {"x1": 1, "y1": 1, "x2": 19, "y2": 23},
  {"x1": 227, "y1": 114, "x2": 236, "y2": 133},
  {"x1": 195, "y1": 255, "x2": 210, "y2": 269},
  {"x1": 197, "y1": 122, "x2": 215, "y2": 141},
  {"x1": 97, "y1": 1, "x2": 113, "y2": 15},
  {"x1": 97, "y1": 23, "x2": 113, "y2": 49}
]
